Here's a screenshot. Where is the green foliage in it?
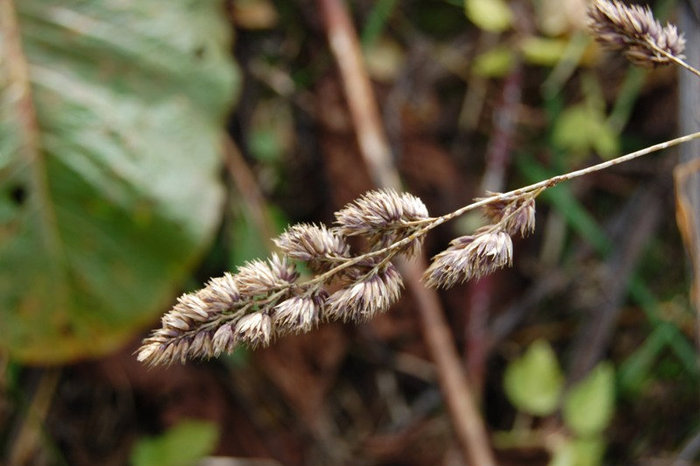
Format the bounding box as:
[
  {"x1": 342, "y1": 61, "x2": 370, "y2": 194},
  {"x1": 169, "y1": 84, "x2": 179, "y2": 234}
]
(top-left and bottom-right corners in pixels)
[
  {"x1": 472, "y1": 47, "x2": 516, "y2": 78},
  {"x1": 130, "y1": 419, "x2": 219, "y2": 466},
  {"x1": 551, "y1": 74, "x2": 620, "y2": 161},
  {"x1": 563, "y1": 362, "x2": 615, "y2": 437},
  {"x1": 552, "y1": 104, "x2": 619, "y2": 160},
  {"x1": 0, "y1": 0, "x2": 240, "y2": 362},
  {"x1": 504, "y1": 343, "x2": 615, "y2": 466},
  {"x1": 361, "y1": 0, "x2": 399, "y2": 47},
  {"x1": 549, "y1": 437, "x2": 606, "y2": 466},
  {"x1": 520, "y1": 36, "x2": 570, "y2": 66},
  {"x1": 229, "y1": 204, "x2": 286, "y2": 266},
  {"x1": 504, "y1": 340, "x2": 564, "y2": 416},
  {"x1": 464, "y1": 0, "x2": 512, "y2": 32}
]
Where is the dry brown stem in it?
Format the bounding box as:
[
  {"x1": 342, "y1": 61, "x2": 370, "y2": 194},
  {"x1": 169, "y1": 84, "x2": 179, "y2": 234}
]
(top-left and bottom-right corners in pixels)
[{"x1": 317, "y1": 0, "x2": 497, "y2": 464}]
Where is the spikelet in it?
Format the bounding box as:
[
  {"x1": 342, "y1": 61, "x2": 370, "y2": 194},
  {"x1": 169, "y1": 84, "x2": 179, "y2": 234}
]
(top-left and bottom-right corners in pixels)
[
  {"x1": 481, "y1": 195, "x2": 536, "y2": 237},
  {"x1": 234, "y1": 313, "x2": 273, "y2": 348},
  {"x1": 587, "y1": 0, "x2": 685, "y2": 67},
  {"x1": 423, "y1": 229, "x2": 513, "y2": 289},
  {"x1": 335, "y1": 189, "x2": 429, "y2": 256},
  {"x1": 274, "y1": 223, "x2": 350, "y2": 273},
  {"x1": 235, "y1": 254, "x2": 298, "y2": 295},
  {"x1": 272, "y1": 292, "x2": 327, "y2": 335},
  {"x1": 325, "y1": 264, "x2": 403, "y2": 322}
]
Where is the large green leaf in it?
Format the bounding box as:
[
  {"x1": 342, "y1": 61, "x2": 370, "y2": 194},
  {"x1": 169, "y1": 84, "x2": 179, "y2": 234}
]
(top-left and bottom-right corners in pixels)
[{"x1": 0, "y1": 0, "x2": 239, "y2": 363}]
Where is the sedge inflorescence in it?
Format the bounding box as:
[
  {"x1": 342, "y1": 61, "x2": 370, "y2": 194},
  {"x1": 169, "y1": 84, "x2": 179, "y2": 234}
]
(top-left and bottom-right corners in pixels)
[
  {"x1": 138, "y1": 1, "x2": 694, "y2": 366},
  {"x1": 137, "y1": 189, "x2": 536, "y2": 365}
]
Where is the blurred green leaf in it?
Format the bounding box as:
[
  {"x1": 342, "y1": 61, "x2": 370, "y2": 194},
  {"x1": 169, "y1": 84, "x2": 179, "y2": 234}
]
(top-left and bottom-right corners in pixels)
[
  {"x1": 229, "y1": 204, "x2": 285, "y2": 267},
  {"x1": 464, "y1": 0, "x2": 512, "y2": 32},
  {"x1": 361, "y1": 0, "x2": 399, "y2": 47},
  {"x1": 249, "y1": 128, "x2": 283, "y2": 163},
  {"x1": 571, "y1": 437, "x2": 606, "y2": 466},
  {"x1": 563, "y1": 362, "x2": 615, "y2": 437},
  {"x1": 504, "y1": 340, "x2": 564, "y2": 416},
  {"x1": 548, "y1": 438, "x2": 576, "y2": 466},
  {"x1": 0, "y1": 0, "x2": 239, "y2": 362},
  {"x1": 548, "y1": 437, "x2": 606, "y2": 466},
  {"x1": 472, "y1": 47, "x2": 516, "y2": 78},
  {"x1": 520, "y1": 36, "x2": 569, "y2": 66},
  {"x1": 552, "y1": 104, "x2": 619, "y2": 161},
  {"x1": 248, "y1": 100, "x2": 294, "y2": 163},
  {"x1": 130, "y1": 419, "x2": 219, "y2": 466}
]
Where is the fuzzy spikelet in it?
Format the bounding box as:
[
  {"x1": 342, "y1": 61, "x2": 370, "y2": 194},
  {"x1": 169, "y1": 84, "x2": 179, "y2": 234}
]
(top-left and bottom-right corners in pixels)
[
  {"x1": 274, "y1": 224, "x2": 350, "y2": 273},
  {"x1": 587, "y1": 0, "x2": 685, "y2": 67},
  {"x1": 234, "y1": 313, "x2": 273, "y2": 348},
  {"x1": 423, "y1": 230, "x2": 513, "y2": 289},
  {"x1": 482, "y1": 196, "x2": 536, "y2": 237},
  {"x1": 326, "y1": 264, "x2": 403, "y2": 322},
  {"x1": 212, "y1": 324, "x2": 235, "y2": 356},
  {"x1": 272, "y1": 293, "x2": 326, "y2": 334},
  {"x1": 335, "y1": 189, "x2": 429, "y2": 236},
  {"x1": 335, "y1": 189, "x2": 429, "y2": 256},
  {"x1": 236, "y1": 254, "x2": 298, "y2": 295}
]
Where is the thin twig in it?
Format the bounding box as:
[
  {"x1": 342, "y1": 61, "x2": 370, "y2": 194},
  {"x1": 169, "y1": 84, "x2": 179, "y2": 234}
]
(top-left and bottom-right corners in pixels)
[
  {"x1": 317, "y1": 0, "x2": 497, "y2": 464},
  {"x1": 6, "y1": 369, "x2": 61, "y2": 466},
  {"x1": 645, "y1": 38, "x2": 700, "y2": 78},
  {"x1": 318, "y1": 0, "x2": 400, "y2": 190}
]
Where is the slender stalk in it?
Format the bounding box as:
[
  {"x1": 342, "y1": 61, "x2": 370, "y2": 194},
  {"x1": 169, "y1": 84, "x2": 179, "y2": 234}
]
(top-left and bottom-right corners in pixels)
[
  {"x1": 303, "y1": 130, "x2": 700, "y2": 289},
  {"x1": 644, "y1": 39, "x2": 700, "y2": 78}
]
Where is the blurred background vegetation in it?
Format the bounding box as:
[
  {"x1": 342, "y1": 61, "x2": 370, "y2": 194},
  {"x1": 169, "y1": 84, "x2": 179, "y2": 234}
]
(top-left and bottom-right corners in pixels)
[{"x1": 1, "y1": 0, "x2": 698, "y2": 465}]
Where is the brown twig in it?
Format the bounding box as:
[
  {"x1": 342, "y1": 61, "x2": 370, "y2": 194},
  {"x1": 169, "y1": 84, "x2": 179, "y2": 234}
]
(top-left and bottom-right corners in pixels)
[
  {"x1": 316, "y1": 0, "x2": 497, "y2": 464},
  {"x1": 6, "y1": 369, "x2": 61, "y2": 466},
  {"x1": 317, "y1": 0, "x2": 401, "y2": 191}
]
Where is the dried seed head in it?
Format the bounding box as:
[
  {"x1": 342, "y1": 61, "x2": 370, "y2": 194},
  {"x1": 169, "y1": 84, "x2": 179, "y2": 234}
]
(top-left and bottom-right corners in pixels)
[
  {"x1": 326, "y1": 264, "x2": 403, "y2": 322},
  {"x1": 335, "y1": 189, "x2": 429, "y2": 256},
  {"x1": 423, "y1": 229, "x2": 513, "y2": 288},
  {"x1": 587, "y1": 0, "x2": 685, "y2": 67},
  {"x1": 273, "y1": 293, "x2": 325, "y2": 334},
  {"x1": 482, "y1": 196, "x2": 536, "y2": 237},
  {"x1": 236, "y1": 254, "x2": 298, "y2": 295},
  {"x1": 274, "y1": 224, "x2": 350, "y2": 272},
  {"x1": 234, "y1": 312, "x2": 273, "y2": 348}
]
